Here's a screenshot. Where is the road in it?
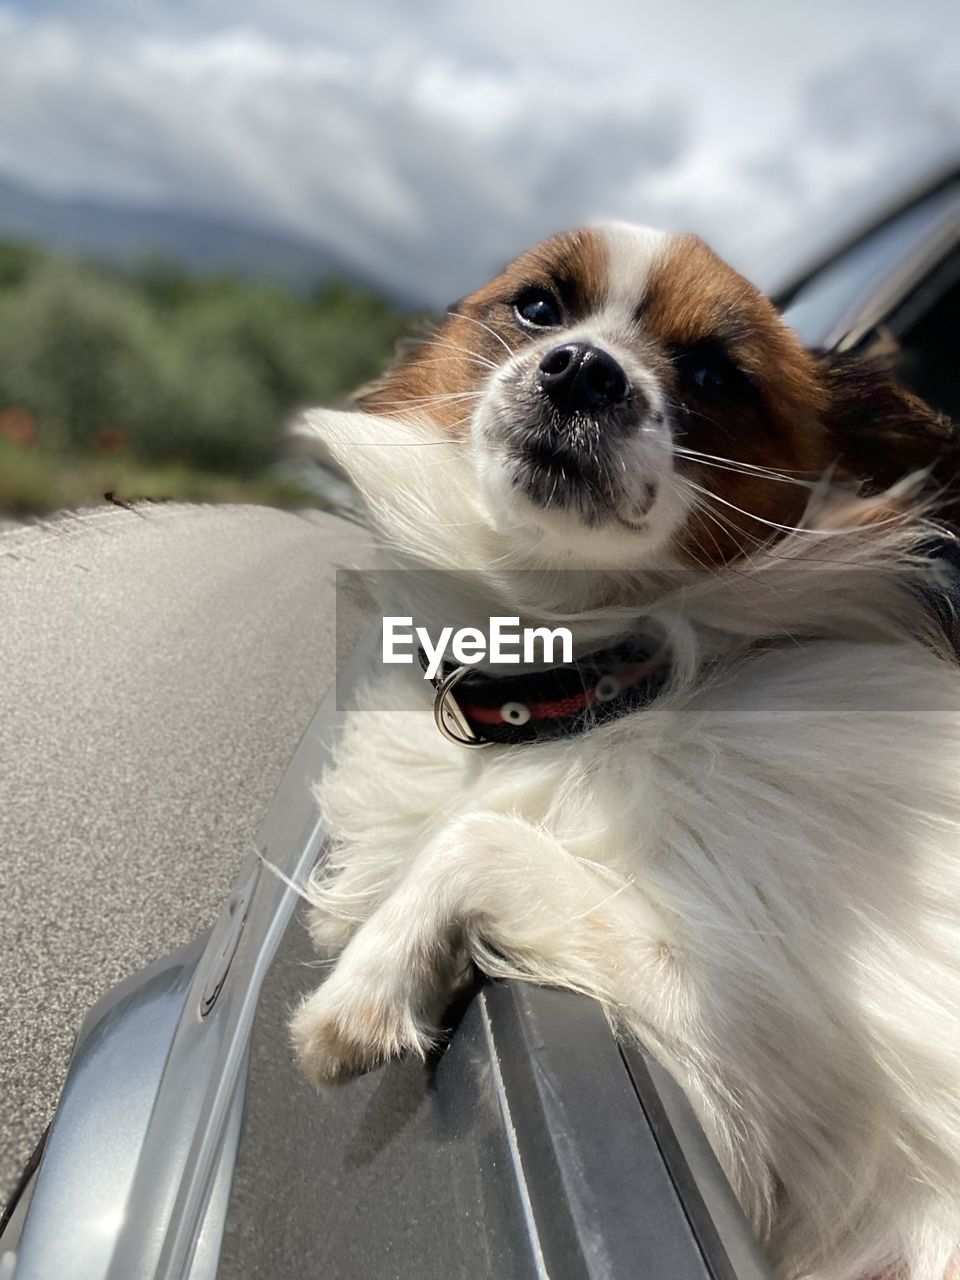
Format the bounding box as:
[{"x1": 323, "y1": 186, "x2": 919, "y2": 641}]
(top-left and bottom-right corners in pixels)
[{"x1": 0, "y1": 502, "x2": 362, "y2": 1197}]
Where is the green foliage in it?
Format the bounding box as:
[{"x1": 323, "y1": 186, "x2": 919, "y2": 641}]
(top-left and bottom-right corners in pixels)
[
  {"x1": 0, "y1": 241, "x2": 42, "y2": 290},
  {"x1": 0, "y1": 239, "x2": 411, "y2": 508},
  {"x1": 0, "y1": 261, "x2": 168, "y2": 454}
]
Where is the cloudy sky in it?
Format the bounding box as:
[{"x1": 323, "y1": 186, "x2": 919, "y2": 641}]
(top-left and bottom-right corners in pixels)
[{"x1": 0, "y1": 0, "x2": 957, "y2": 303}]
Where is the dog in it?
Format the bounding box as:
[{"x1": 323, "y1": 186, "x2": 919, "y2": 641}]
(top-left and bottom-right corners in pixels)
[{"x1": 288, "y1": 223, "x2": 960, "y2": 1280}]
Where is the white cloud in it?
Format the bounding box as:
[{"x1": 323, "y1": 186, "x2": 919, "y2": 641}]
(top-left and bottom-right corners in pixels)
[{"x1": 0, "y1": 1, "x2": 957, "y2": 303}]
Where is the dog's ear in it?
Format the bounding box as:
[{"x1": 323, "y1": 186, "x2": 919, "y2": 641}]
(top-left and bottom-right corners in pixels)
[
  {"x1": 350, "y1": 312, "x2": 443, "y2": 411},
  {"x1": 817, "y1": 351, "x2": 959, "y2": 501}
]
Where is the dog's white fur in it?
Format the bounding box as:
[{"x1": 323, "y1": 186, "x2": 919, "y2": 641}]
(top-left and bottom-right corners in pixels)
[{"x1": 288, "y1": 227, "x2": 960, "y2": 1280}]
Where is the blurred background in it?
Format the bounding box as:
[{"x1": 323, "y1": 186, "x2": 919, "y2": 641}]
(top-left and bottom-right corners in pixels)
[{"x1": 0, "y1": 0, "x2": 957, "y2": 517}]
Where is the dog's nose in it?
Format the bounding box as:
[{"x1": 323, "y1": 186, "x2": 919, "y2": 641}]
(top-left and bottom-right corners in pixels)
[{"x1": 538, "y1": 342, "x2": 628, "y2": 413}]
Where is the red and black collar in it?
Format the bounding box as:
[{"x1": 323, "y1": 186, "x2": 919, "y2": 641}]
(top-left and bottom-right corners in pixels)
[
  {"x1": 413, "y1": 546, "x2": 960, "y2": 746},
  {"x1": 420, "y1": 640, "x2": 671, "y2": 747}
]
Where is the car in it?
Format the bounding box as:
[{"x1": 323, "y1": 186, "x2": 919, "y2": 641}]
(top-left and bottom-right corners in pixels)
[{"x1": 2, "y1": 167, "x2": 958, "y2": 1280}]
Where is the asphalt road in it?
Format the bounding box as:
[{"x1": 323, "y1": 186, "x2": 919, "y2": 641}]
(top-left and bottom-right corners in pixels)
[{"x1": 0, "y1": 502, "x2": 362, "y2": 1198}]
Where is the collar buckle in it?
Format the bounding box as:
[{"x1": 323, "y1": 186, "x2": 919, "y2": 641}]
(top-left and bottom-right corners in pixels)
[{"x1": 430, "y1": 665, "x2": 492, "y2": 749}]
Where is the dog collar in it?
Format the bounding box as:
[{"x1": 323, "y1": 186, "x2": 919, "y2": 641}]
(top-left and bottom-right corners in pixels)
[{"x1": 420, "y1": 640, "x2": 671, "y2": 748}]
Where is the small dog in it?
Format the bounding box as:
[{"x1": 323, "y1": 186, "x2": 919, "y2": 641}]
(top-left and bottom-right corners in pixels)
[{"x1": 289, "y1": 224, "x2": 960, "y2": 1280}]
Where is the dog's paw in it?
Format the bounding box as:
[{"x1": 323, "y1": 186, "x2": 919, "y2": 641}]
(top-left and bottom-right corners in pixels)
[
  {"x1": 305, "y1": 907, "x2": 357, "y2": 958},
  {"x1": 290, "y1": 981, "x2": 434, "y2": 1088}
]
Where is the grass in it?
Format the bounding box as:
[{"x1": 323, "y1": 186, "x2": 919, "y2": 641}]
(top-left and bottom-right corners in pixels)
[{"x1": 0, "y1": 442, "x2": 310, "y2": 518}]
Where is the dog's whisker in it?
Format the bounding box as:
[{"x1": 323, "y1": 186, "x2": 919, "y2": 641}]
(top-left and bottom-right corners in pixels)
[
  {"x1": 684, "y1": 487, "x2": 911, "y2": 569},
  {"x1": 674, "y1": 448, "x2": 818, "y2": 490},
  {"x1": 448, "y1": 310, "x2": 518, "y2": 358},
  {"x1": 680, "y1": 477, "x2": 909, "y2": 539},
  {"x1": 373, "y1": 392, "x2": 482, "y2": 410},
  {"x1": 672, "y1": 442, "x2": 822, "y2": 479},
  {"x1": 678, "y1": 489, "x2": 747, "y2": 566},
  {"x1": 688, "y1": 497, "x2": 743, "y2": 565},
  {"x1": 418, "y1": 336, "x2": 501, "y2": 372},
  {"x1": 687, "y1": 495, "x2": 772, "y2": 569},
  {"x1": 407, "y1": 362, "x2": 495, "y2": 382}
]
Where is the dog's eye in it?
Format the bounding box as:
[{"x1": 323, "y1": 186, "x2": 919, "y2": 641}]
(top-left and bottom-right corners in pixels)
[
  {"x1": 514, "y1": 287, "x2": 562, "y2": 328},
  {"x1": 692, "y1": 364, "x2": 727, "y2": 392},
  {"x1": 676, "y1": 342, "x2": 749, "y2": 397}
]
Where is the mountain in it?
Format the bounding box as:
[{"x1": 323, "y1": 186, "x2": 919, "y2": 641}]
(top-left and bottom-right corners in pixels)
[{"x1": 0, "y1": 172, "x2": 392, "y2": 296}]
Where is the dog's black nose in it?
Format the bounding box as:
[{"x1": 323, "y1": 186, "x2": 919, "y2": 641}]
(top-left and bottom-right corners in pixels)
[{"x1": 538, "y1": 342, "x2": 628, "y2": 414}]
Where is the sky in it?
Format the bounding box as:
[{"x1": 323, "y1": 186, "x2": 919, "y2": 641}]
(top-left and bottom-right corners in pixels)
[{"x1": 0, "y1": 0, "x2": 957, "y2": 304}]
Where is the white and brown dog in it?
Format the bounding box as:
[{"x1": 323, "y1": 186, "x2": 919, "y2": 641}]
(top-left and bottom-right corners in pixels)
[{"x1": 289, "y1": 224, "x2": 960, "y2": 1280}]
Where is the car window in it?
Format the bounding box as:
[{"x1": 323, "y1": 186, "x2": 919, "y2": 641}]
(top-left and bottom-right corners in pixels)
[
  {"x1": 782, "y1": 183, "x2": 960, "y2": 350},
  {"x1": 890, "y1": 247, "x2": 960, "y2": 422}
]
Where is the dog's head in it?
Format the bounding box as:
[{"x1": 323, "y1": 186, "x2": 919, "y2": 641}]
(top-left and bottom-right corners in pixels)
[{"x1": 299, "y1": 223, "x2": 955, "y2": 576}]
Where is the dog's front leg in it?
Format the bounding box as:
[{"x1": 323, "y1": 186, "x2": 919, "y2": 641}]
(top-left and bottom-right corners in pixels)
[{"x1": 290, "y1": 810, "x2": 637, "y2": 1087}]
